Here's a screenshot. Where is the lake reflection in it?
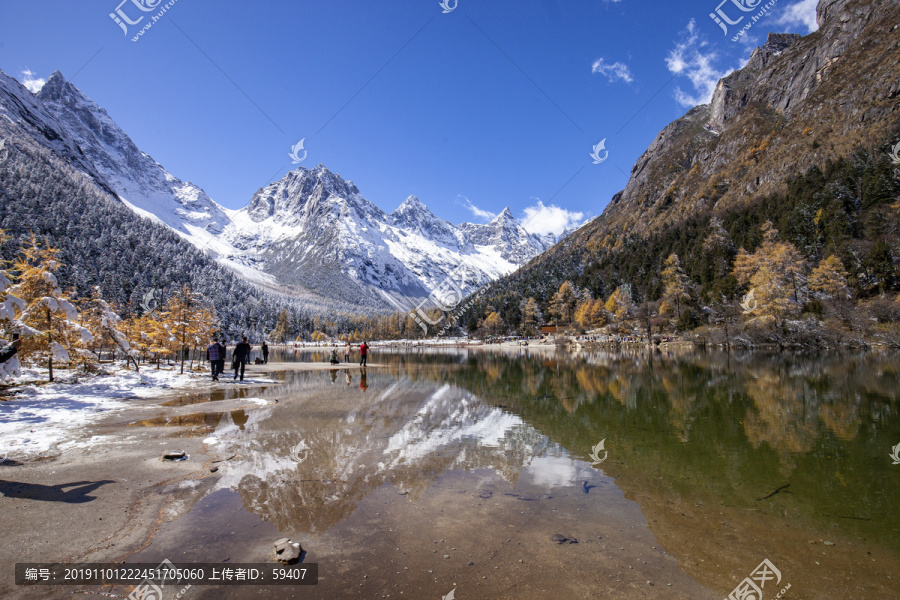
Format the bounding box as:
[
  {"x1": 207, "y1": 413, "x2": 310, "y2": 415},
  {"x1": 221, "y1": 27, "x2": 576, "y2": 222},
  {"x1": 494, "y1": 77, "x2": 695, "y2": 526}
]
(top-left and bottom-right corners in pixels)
[{"x1": 209, "y1": 349, "x2": 899, "y2": 599}]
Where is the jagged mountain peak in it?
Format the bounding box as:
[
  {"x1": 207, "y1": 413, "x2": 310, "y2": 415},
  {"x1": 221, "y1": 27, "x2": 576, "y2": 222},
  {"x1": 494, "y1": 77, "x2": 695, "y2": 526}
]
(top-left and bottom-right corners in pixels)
[
  {"x1": 492, "y1": 207, "x2": 515, "y2": 223},
  {"x1": 38, "y1": 71, "x2": 105, "y2": 116},
  {"x1": 391, "y1": 195, "x2": 436, "y2": 221},
  {"x1": 389, "y1": 195, "x2": 460, "y2": 248},
  {"x1": 42, "y1": 70, "x2": 69, "y2": 90},
  {"x1": 395, "y1": 195, "x2": 426, "y2": 210},
  {"x1": 245, "y1": 162, "x2": 375, "y2": 225}
]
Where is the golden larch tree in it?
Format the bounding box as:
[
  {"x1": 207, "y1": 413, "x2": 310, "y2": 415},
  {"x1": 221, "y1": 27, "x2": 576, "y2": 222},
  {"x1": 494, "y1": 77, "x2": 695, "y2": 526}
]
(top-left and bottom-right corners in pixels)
[
  {"x1": 8, "y1": 235, "x2": 93, "y2": 381},
  {"x1": 808, "y1": 255, "x2": 850, "y2": 300}
]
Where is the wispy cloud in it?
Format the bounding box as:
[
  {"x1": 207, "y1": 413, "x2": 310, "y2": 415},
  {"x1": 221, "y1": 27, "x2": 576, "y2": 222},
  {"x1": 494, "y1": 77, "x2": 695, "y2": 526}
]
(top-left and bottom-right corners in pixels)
[
  {"x1": 521, "y1": 200, "x2": 584, "y2": 237},
  {"x1": 665, "y1": 20, "x2": 731, "y2": 108},
  {"x1": 776, "y1": 0, "x2": 819, "y2": 33},
  {"x1": 458, "y1": 196, "x2": 496, "y2": 222},
  {"x1": 591, "y1": 58, "x2": 633, "y2": 83},
  {"x1": 20, "y1": 69, "x2": 46, "y2": 93}
]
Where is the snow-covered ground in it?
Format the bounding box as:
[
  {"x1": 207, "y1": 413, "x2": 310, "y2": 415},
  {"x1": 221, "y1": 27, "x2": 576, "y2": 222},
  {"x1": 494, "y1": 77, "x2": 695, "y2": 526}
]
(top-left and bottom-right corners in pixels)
[{"x1": 0, "y1": 366, "x2": 217, "y2": 459}]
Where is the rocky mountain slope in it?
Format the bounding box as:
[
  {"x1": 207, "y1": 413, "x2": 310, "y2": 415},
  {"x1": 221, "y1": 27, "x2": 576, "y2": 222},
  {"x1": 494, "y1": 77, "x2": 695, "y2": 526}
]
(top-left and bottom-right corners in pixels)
[
  {"x1": 592, "y1": 0, "x2": 899, "y2": 245},
  {"x1": 466, "y1": 0, "x2": 900, "y2": 320}
]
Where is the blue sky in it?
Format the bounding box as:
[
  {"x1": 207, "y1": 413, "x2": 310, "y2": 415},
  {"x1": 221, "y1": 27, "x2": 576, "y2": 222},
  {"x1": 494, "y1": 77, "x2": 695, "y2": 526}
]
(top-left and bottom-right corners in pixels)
[{"x1": 0, "y1": 0, "x2": 817, "y2": 235}]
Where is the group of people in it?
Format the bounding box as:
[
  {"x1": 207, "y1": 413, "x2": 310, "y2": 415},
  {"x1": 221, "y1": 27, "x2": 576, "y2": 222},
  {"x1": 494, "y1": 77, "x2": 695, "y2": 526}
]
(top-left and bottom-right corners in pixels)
[
  {"x1": 331, "y1": 341, "x2": 369, "y2": 366},
  {"x1": 208, "y1": 338, "x2": 370, "y2": 382},
  {"x1": 206, "y1": 337, "x2": 269, "y2": 382}
]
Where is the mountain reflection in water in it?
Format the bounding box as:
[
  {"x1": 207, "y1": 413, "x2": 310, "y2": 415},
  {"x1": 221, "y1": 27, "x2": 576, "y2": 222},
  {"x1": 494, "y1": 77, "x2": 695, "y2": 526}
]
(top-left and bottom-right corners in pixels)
[{"x1": 208, "y1": 349, "x2": 899, "y2": 598}]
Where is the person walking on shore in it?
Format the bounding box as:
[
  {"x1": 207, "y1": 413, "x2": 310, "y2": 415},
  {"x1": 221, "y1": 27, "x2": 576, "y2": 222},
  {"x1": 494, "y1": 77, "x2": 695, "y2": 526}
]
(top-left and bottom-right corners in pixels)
[
  {"x1": 216, "y1": 338, "x2": 226, "y2": 379},
  {"x1": 261, "y1": 341, "x2": 269, "y2": 364},
  {"x1": 233, "y1": 336, "x2": 251, "y2": 381},
  {"x1": 206, "y1": 337, "x2": 221, "y2": 381},
  {"x1": 359, "y1": 341, "x2": 369, "y2": 367}
]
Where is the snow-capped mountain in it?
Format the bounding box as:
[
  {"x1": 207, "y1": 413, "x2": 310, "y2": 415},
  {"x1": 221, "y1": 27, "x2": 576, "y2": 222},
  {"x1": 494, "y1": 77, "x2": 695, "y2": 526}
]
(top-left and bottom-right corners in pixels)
[
  {"x1": 223, "y1": 164, "x2": 552, "y2": 307},
  {"x1": 8, "y1": 69, "x2": 553, "y2": 310}
]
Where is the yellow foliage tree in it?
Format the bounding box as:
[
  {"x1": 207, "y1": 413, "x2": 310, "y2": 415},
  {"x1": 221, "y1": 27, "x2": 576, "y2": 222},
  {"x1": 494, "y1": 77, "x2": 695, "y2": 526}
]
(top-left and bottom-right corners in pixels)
[
  {"x1": 550, "y1": 281, "x2": 577, "y2": 325},
  {"x1": 8, "y1": 235, "x2": 93, "y2": 381},
  {"x1": 661, "y1": 253, "x2": 691, "y2": 318},
  {"x1": 808, "y1": 255, "x2": 850, "y2": 300},
  {"x1": 481, "y1": 311, "x2": 505, "y2": 336},
  {"x1": 162, "y1": 286, "x2": 212, "y2": 373},
  {"x1": 732, "y1": 221, "x2": 808, "y2": 323},
  {"x1": 588, "y1": 298, "x2": 609, "y2": 328},
  {"x1": 605, "y1": 286, "x2": 632, "y2": 322},
  {"x1": 271, "y1": 308, "x2": 290, "y2": 342}
]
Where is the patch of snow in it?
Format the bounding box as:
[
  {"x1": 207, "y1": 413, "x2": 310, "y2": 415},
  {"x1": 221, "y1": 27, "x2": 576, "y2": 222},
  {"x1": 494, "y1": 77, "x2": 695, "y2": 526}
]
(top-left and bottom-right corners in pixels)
[{"x1": 0, "y1": 366, "x2": 218, "y2": 458}]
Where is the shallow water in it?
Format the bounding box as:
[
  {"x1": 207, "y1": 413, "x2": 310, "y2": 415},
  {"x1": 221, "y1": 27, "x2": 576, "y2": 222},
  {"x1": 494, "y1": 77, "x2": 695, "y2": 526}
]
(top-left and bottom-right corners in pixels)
[{"x1": 128, "y1": 349, "x2": 900, "y2": 599}]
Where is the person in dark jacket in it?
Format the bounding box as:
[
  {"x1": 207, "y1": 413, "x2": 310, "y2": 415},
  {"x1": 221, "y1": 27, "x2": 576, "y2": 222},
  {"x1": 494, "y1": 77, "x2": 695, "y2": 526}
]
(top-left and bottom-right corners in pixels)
[
  {"x1": 0, "y1": 338, "x2": 21, "y2": 365},
  {"x1": 359, "y1": 341, "x2": 369, "y2": 367},
  {"x1": 216, "y1": 338, "x2": 226, "y2": 378},
  {"x1": 261, "y1": 341, "x2": 269, "y2": 364},
  {"x1": 233, "y1": 336, "x2": 251, "y2": 381},
  {"x1": 206, "y1": 337, "x2": 221, "y2": 381}
]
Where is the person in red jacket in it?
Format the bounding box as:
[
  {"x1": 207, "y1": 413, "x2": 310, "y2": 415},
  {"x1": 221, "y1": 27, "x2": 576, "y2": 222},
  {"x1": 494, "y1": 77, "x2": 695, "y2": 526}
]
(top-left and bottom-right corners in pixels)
[{"x1": 359, "y1": 341, "x2": 369, "y2": 367}]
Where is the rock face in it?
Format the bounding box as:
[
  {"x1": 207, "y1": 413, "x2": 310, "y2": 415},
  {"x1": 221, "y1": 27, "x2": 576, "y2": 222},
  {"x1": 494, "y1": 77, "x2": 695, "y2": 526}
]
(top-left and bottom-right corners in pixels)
[{"x1": 542, "y1": 0, "x2": 899, "y2": 254}]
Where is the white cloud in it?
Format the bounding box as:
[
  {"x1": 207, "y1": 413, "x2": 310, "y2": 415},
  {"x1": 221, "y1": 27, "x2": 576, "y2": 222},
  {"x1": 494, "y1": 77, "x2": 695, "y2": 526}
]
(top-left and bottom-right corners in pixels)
[
  {"x1": 776, "y1": 0, "x2": 819, "y2": 33},
  {"x1": 520, "y1": 200, "x2": 584, "y2": 237},
  {"x1": 20, "y1": 69, "x2": 46, "y2": 94},
  {"x1": 458, "y1": 196, "x2": 496, "y2": 222},
  {"x1": 591, "y1": 58, "x2": 634, "y2": 83},
  {"x1": 665, "y1": 20, "x2": 732, "y2": 108}
]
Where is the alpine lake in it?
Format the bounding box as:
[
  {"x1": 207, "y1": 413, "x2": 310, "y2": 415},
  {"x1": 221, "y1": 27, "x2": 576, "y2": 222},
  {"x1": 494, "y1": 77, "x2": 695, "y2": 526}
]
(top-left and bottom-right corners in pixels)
[{"x1": 125, "y1": 347, "x2": 900, "y2": 599}]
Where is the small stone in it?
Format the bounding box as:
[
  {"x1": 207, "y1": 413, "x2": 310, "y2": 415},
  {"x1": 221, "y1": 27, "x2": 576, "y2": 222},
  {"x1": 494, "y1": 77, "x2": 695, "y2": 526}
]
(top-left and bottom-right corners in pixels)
[
  {"x1": 444, "y1": 555, "x2": 450, "y2": 559},
  {"x1": 272, "y1": 538, "x2": 302, "y2": 564},
  {"x1": 824, "y1": 541, "x2": 835, "y2": 546},
  {"x1": 468, "y1": 562, "x2": 474, "y2": 566},
  {"x1": 209, "y1": 466, "x2": 219, "y2": 473},
  {"x1": 162, "y1": 451, "x2": 187, "y2": 461}
]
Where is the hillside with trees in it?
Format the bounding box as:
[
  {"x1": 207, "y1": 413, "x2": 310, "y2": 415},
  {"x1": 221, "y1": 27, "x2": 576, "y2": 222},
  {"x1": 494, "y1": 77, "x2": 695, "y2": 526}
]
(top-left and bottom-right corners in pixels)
[{"x1": 459, "y1": 130, "x2": 900, "y2": 347}]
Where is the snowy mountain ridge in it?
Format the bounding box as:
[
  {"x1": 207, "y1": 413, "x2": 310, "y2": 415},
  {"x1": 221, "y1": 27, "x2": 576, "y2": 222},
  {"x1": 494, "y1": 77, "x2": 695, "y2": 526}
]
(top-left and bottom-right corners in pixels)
[{"x1": 8, "y1": 70, "x2": 556, "y2": 310}]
